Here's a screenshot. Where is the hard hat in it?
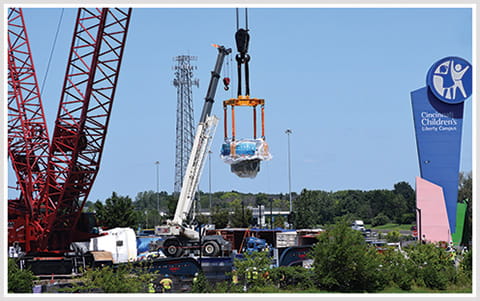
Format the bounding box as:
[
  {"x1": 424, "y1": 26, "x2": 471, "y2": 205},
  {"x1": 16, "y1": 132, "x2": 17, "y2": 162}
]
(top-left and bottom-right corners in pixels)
[{"x1": 165, "y1": 274, "x2": 169, "y2": 277}]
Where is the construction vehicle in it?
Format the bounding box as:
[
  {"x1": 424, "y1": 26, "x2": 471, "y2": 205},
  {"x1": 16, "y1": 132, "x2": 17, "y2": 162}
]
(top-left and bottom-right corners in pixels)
[
  {"x1": 151, "y1": 45, "x2": 233, "y2": 257},
  {"x1": 243, "y1": 236, "x2": 271, "y2": 254},
  {"x1": 7, "y1": 8, "x2": 132, "y2": 274}
]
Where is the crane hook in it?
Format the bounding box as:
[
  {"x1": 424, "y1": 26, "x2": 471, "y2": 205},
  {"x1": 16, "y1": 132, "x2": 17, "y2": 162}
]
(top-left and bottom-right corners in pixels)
[{"x1": 223, "y1": 77, "x2": 230, "y2": 91}]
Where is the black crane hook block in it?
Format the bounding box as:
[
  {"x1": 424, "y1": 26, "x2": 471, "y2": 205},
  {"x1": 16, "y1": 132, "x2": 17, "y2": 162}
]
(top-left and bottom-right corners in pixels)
[{"x1": 235, "y1": 28, "x2": 250, "y2": 56}]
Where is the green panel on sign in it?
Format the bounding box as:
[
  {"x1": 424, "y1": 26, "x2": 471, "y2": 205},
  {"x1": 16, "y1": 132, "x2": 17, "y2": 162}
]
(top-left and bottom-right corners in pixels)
[{"x1": 451, "y1": 201, "x2": 467, "y2": 245}]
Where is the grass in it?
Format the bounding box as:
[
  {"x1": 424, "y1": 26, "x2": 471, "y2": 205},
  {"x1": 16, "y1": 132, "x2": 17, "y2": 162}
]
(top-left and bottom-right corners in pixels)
[
  {"x1": 365, "y1": 223, "x2": 413, "y2": 231},
  {"x1": 243, "y1": 285, "x2": 472, "y2": 294},
  {"x1": 379, "y1": 285, "x2": 472, "y2": 294}
]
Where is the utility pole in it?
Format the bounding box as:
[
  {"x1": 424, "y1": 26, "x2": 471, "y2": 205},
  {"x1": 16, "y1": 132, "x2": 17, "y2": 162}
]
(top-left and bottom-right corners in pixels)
[
  {"x1": 269, "y1": 198, "x2": 273, "y2": 229},
  {"x1": 242, "y1": 200, "x2": 245, "y2": 227},
  {"x1": 258, "y1": 204, "x2": 262, "y2": 228},
  {"x1": 155, "y1": 161, "x2": 160, "y2": 219},
  {"x1": 208, "y1": 150, "x2": 212, "y2": 223},
  {"x1": 285, "y1": 129, "x2": 293, "y2": 213}
]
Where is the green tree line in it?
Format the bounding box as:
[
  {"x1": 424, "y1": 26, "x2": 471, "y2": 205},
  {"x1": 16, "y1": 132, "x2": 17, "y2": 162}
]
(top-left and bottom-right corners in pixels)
[
  {"x1": 84, "y1": 173, "x2": 471, "y2": 244},
  {"x1": 291, "y1": 181, "x2": 416, "y2": 228}
]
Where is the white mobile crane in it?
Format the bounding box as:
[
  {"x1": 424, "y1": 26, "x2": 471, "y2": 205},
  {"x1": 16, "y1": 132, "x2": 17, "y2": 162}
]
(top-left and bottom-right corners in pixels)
[{"x1": 152, "y1": 45, "x2": 232, "y2": 257}]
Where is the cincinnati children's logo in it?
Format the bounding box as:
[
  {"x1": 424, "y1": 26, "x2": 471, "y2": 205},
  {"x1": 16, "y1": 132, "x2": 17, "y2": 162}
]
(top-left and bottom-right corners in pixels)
[{"x1": 427, "y1": 57, "x2": 472, "y2": 104}]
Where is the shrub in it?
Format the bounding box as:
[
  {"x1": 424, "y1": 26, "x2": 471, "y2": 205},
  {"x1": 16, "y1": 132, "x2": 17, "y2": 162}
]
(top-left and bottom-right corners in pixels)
[
  {"x1": 8, "y1": 258, "x2": 37, "y2": 293},
  {"x1": 310, "y1": 219, "x2": 387, "y2": 292},
  {"x1": 460, "y1": 250, "x2": 472, "y2": 278},
  {"x1": 191, "y1": 271, "x2": 211, "y2": 293},
  {"x1": 269, "y1": 266, "x2": 315, "y2": 290},
  {"x1": 405, "y1": 243, "x2": 456, "y2": 290},
  {"x1": 385, "y1": 231, "x2": 401, "y2": 243},
  {"x1": 233, "y1": 250, "x2": 272, "y2": 289},
  {"x1": 72, "y1": 263, "x2": 156, "y2": 293},
  {"x1": 400, "y1": 213, "x2": 416, "y2": 224},
  {"x1": 455, "y1": 250, "x2": 473, "y2": 286},
  {"x1": 371, "y1": 213, "x2": 390, "y2": 227},
  {"x1": 380, "y1": 248, "x2": 414, "y2": 290}
]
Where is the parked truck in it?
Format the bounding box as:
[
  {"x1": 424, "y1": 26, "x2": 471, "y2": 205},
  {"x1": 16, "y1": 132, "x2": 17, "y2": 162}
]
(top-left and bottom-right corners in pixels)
[
  {"x1": 89, "y1": 227, "x2": 137, "y2": 264},
  {"x1": 351, "y1": 220, "x2": 366, "y2": 232}
]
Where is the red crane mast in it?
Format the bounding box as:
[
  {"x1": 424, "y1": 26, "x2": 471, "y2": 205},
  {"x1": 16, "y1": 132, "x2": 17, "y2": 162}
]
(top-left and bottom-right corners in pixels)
[{"x1": 7, "y1": 7, "x2": 132, "y2": 255}]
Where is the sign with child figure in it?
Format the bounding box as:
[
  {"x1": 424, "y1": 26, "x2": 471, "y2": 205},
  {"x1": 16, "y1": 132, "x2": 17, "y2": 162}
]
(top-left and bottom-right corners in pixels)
[
  {"x1": 426, "y1": 56, "x2": 472, "y2": 104},
  {"x1": 411, "y1": 56, "x2": 472, "y2": 237}
]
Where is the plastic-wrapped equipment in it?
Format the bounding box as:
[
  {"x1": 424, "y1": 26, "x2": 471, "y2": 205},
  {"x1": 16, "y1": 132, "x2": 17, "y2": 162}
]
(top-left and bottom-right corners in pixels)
[{"x1": 220, "y1": 138, "x2": 272, "y2": 178}]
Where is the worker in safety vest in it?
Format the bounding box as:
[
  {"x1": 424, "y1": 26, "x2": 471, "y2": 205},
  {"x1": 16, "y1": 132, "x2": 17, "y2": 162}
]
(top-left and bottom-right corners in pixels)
[
  {"x1": 251, "y1": 267, "x2": 259, "y2": 280},
  {"x1": 449, "y1": 249, "x2": 457, "y2": 265},
  {"x1": 192, "y1": 272, "x2": 199, "y2": 285},
  {"x1": 232, "y1": 268, "x2": 239, "y2": 285},
  {"x1": 159, "y1": 274, "x2": 173, "y2": 293},
  {"x1": 147, "y1": 282, "x2": 155, "y2": 293},
  {"x1": 246, "y1": 267, "x2": 259, "y2": 280}
]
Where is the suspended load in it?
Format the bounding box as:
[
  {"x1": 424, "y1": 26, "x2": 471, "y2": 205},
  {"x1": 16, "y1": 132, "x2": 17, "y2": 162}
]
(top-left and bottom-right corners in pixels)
[
  {"x1": 221, "y1": 8, "x2": 271, "y2": 178},
  {"x1": 221, "y1": 96, "x2": 272, "y2": 178}
]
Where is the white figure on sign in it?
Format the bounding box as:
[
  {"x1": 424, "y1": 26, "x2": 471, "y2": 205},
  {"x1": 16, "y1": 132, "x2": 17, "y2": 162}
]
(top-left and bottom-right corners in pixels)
[
  {"x1": 432, "y1": 61, "x2": 454, "y2": 99},
  {"x1": 450, "y1": 60, "x2": 469, "y2": 99},
  {"x1": 432, "y1": 59, "x2": 469, "y2": 101}
]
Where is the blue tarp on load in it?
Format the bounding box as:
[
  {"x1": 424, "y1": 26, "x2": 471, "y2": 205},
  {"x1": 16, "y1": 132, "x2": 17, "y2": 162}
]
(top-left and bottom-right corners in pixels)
[
  {"x1": 220, "y1": 138, "x2": 272, "y2": 178},
  {"x1": 221, "y1": 141, "x2": 257, "y2": 156}
]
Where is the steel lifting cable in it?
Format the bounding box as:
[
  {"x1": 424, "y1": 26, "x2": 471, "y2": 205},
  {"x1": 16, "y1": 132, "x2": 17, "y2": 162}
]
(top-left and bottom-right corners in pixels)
[
  {"x1": 40, "y1": 8, "x2": 64, "y2": 94},
  {"x1": 235, "y1": 8, "x2": 248, "y2": 30},
  {"x1": 236, "y1": 8, "x2": 239, "y2": 30},
  {"x1": 229, "y1": 55, "x2": 234, "y2": 98}
]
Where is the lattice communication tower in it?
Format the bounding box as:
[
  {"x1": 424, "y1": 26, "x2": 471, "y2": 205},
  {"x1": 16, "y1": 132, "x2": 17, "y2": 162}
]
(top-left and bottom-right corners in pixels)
[{"x1": 173, "y1": 55, "x2": 199, "y2": 193}]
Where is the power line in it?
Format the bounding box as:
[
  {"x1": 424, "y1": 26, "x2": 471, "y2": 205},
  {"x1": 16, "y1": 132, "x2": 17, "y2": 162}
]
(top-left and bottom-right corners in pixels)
[{"x1": 40, "y1": 8, "x2": 64, "y2": 94}]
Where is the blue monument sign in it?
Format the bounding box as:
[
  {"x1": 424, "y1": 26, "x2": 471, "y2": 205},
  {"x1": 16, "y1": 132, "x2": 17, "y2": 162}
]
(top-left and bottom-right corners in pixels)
[{"x1": 411, "y1": 56, "x2": 472, "y2": 234}]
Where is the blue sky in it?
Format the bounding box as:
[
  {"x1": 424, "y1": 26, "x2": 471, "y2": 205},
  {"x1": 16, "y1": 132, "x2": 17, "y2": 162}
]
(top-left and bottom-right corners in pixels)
[{"x1": 8, "y1": 6, "x2": 473, "y2": 202}]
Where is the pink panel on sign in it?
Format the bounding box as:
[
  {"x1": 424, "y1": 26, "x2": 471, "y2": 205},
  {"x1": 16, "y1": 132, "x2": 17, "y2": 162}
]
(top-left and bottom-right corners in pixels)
[{"x1": 416, "y1": 177, "x2": 451, "y2": 243}]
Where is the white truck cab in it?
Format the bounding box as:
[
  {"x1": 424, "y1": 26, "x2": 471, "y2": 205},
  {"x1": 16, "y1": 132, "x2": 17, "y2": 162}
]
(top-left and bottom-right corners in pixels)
[{"x1": 351, "y1": 220, "x2": 365, "y2": 231}]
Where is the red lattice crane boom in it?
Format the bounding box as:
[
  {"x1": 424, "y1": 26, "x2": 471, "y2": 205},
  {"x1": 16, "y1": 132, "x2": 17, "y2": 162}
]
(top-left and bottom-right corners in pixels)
[
  {"x1": 7, "y1": 8, "x2": 50, "y2": 217},
  {"x1": 7, "y1": 8, "x2": 52, "y2": 251},
  {"x1": 7, "y1": 7, "x2": 132, "y2": 254},
  {"x1": 44, "y1": 8, "x2": 132, "y2": 251}
]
